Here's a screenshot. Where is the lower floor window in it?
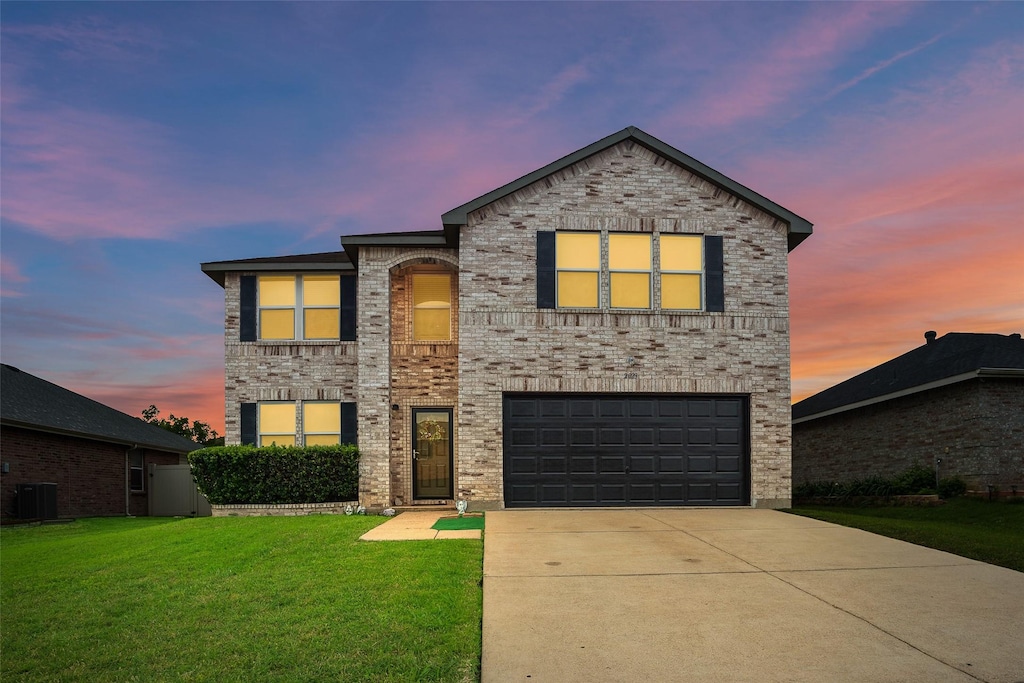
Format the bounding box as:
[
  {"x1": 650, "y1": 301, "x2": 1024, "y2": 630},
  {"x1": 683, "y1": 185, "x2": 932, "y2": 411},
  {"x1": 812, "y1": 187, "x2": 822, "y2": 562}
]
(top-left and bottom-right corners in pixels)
[
  {"x1": 303, "y1": 402, "x2": 341, "y2": 446},
  {"x1": 259, "y1": 402, "x2": 296, "y2": 446},
  {"x1": 129, "y1": 449, "x2": 144, "y2": 491}
]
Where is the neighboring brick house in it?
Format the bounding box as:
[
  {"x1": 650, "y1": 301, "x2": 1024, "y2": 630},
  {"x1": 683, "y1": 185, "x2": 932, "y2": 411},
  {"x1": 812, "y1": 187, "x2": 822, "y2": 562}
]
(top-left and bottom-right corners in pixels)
[
  {"x1": 1, "y1": 364, "x2": 199, "y2": 521},
  {"x1": 792, "y1": 332, "x2": 1024, "y2": 492},
  {"x1": 202, "y1": 127, "x2": 813, "y2": 509}
]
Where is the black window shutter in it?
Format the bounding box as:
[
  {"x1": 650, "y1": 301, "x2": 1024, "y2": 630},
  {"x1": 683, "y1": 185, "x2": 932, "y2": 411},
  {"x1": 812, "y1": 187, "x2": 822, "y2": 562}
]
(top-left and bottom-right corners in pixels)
[
  {"x1": 240, "y1": 403, "x2": 257, "y2": 446},
  {"x1": 341, "y1": 402, "x2": 357, "y2": 445},
  {"x1": 705, "y1": 236, "x2": 724, "y2": 312},
  {"x1": 340, "y1": 276, "x2": 357, "y2": 341},
  {"x1": 240, "y1": 275, "x2": 257, "y2": 341},
  {"x1": 536, "y1": 231, "x2": 556, "y2": 309}
]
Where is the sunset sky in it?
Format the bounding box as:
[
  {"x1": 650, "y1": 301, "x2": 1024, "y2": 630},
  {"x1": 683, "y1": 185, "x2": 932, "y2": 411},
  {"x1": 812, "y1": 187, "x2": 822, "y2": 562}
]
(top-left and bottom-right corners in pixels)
[{"x1": 2, "y1": 2, "x2": 1021, "y2": 434}]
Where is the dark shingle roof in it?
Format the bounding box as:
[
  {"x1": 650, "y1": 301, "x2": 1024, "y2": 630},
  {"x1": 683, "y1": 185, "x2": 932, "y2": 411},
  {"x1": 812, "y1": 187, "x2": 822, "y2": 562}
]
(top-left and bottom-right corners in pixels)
[
  {"x1": 441, "y1": 126, "x2": 814, "y2": 251},
  {"x1": 201, "y1": 251, "x2": 353, "y2": 286},
  {"x1": 1, "y1": 364, "x2": 200, "y2": 453},
  {"x1": 793, "y1": 332, "x2": 1024, "y2": 422}
]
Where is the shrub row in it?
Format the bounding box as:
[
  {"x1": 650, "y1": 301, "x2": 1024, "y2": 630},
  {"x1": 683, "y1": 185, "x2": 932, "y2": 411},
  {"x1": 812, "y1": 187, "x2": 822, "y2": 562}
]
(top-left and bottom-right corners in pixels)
[
  {"x1": 188, "y1": 445, "x2": 359, "y2": 505},
  {"x1": 794, "y1": 465, "x2": 967, "y2": 501}
]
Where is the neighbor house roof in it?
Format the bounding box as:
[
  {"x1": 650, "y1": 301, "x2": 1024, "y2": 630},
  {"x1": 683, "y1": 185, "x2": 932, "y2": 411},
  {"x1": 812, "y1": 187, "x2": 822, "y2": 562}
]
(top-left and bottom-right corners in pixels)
[
  {"x1": 441, "y1": 126, "x2": 814, "y2": 251},
  {"x1": 793, "y1": 332, "x2": 1024, "y2": 424},
  {"x1": 0, "y1": 364, "x2": 200, "y2": 453},
  {"x1": 201, "y1": 251, "x2": 353, "y2": 286}
]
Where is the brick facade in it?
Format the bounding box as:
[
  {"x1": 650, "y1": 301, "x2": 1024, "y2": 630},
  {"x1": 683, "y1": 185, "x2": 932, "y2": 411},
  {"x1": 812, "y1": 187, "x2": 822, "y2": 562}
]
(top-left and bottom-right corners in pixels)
[
  {"x1": 457, "y1": 141, "x2": 793, "y2": 507},
  {"x1": 0, "y1": 426, "x2": 181, "y2": 520},
  {"x1": 793, "y1": 378, "x2": 1024, "y2": 491},
  {"x1": 216, "y1": 137, "x2": 801, "y2": 510}
]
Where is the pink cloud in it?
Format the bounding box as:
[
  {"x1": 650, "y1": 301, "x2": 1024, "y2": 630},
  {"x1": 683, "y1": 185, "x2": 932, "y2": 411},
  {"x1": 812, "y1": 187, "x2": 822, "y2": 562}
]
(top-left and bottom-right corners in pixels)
[
  {"x1": 655, "y1": 3, "x2": 913, "y2": 132},
  {"x1": 50, "y1": 366, "x2": 227, "y2": 434},
  {"x1": 0, "y1": 255, "x2": 29, "y2": 298},
  {"x1": 769, "y1": 42, "x2": 1024, "y2": 400}
]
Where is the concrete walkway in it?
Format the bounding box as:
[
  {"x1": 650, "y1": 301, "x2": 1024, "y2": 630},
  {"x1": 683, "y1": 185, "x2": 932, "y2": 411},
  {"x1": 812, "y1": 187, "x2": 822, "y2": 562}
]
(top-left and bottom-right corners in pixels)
[
  {"x1": 359, "y1": 510, "x2": 482, "y2": 541},
  {"x1": 482, "y1": 508, "x2": 1024, "y2": 683}
]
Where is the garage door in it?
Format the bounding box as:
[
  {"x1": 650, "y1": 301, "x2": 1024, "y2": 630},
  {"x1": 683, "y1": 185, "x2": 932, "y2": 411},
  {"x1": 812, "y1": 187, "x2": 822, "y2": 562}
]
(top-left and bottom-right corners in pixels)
[{"x1": 503, "y1": 394, "x2": 749, "y2": 507}]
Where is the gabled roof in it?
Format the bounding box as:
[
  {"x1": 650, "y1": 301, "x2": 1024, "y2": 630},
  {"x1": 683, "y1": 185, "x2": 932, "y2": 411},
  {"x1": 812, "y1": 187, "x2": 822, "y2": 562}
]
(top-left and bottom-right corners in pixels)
[
  {"x1": 201, "y1": 251, "x2": 353, "y2": 286},
  {"x1": 1, "y1": 364, "x2": 200, "y2": 453},
  {"x1": 793, "y1": 332, "x2": 1024, "y2": 423},
  {"x1": 441, "y1": 126, "x2": 814, "y2": 251}
]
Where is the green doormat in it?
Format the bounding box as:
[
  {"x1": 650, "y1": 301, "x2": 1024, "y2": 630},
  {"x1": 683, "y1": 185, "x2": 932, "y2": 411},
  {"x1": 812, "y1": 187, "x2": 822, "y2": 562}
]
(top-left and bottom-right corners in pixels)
[{"x1": 431, "y1": 515, "x2": 485, "y2": 531}]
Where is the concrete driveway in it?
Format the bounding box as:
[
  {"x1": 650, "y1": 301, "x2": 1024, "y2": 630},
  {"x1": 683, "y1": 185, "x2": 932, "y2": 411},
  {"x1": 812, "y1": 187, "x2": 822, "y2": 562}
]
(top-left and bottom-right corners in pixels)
[{"x1": 482, "y1": 509, "x2": 1024, "y2": 683}]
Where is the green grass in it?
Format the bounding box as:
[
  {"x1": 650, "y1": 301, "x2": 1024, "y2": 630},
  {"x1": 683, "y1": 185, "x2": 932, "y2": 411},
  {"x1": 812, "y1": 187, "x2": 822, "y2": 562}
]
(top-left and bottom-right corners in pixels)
[
  {"x1": 1, "y1": 516, "x2": 483, "y2": 682},
  {"x1": 432, "y1": 515, "x2": 485, "y2": 531},
  {"x1": 787, "y1": 498, "x2": 1024, "y2": 572}
]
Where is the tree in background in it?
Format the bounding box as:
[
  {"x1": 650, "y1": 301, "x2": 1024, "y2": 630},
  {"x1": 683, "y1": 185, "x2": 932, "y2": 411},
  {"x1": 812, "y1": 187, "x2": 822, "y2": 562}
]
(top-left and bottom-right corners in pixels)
[{"x1": 142, "y1": 405, "x2": 221, "y2": 446}]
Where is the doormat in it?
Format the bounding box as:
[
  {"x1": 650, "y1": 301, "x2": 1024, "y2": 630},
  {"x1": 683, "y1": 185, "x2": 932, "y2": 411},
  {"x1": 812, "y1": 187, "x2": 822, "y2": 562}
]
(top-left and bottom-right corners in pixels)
[{"x1": 431, "y1": 514, "x2": 485, "y2": 531}]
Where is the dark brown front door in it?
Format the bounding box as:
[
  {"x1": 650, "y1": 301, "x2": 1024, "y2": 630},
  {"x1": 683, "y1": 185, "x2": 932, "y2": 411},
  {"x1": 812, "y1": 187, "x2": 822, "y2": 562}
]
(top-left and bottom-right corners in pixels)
[{"x1": 413, "y1": 408, "x2": 453, "y2": 499}]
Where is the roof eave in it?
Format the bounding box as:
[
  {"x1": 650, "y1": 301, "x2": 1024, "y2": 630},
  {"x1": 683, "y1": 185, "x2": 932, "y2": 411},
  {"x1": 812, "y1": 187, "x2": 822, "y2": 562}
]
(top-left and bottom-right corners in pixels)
[
  {"x1": 441, "y1": 125, "x2": 813, "y2": 250},
  {"x1": 0, "y1": 418, "x2": 199, "y2": 453},
  {"x1": 200, "y1": 260, "x2": 355, "y2": 287},
  {"x1": 792, "y1": 368, "x2": 1024, "y2": 424}
]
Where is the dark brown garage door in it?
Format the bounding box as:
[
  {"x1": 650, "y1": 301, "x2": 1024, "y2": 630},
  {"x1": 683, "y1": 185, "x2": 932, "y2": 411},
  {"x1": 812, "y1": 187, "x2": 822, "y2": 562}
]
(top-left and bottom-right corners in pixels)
[{"x1": 503, "y1": 394, "x2": 749, "y2": 507}]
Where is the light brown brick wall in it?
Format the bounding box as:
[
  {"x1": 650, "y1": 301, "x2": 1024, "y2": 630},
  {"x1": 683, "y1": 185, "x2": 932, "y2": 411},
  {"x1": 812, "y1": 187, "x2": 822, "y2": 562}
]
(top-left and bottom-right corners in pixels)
[
  {"x1": 457, "y1": 141, "x2": 794, "y2": 508},
  {"x1": 222, "y1": 272, "x2": 359, "y2": 446},
  {"x1": 389, "y1": 262, "x2": 459, "y2": 505}
]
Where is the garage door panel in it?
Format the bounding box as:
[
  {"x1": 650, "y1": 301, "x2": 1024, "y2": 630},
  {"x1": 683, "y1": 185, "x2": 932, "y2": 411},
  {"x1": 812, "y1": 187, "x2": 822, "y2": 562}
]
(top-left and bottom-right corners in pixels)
[
  {"x1": 659, "y1": 427, "x2": 684, "y2": 445},
  {"x1": 504, "y1": 394, "x2": 748, "y2": 507},
  {"x1": 600, "y1": 428, "x2": 626, "y2": 445},
  {"x1": 630, "y1": 455, "x2": 656, "y2": 474},
  {"x1": 540, "y1": 429, "x2": 566, "y2": 446},
  {"x1": 687, "y1": 428, "x2": 712, "y2": 445},
  {"x1": 571, "y1": 456, "x2": 597, "y2": 473}
]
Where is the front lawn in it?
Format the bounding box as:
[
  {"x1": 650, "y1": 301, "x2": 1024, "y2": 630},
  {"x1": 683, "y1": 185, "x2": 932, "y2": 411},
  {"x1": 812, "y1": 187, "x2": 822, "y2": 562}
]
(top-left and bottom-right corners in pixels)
[
  {"x1": 787, "y1": 498, "x2": 1024, "y2": 572},
  {"x1": 1, "y1": 516, "x2": 482, "y2": 682}
]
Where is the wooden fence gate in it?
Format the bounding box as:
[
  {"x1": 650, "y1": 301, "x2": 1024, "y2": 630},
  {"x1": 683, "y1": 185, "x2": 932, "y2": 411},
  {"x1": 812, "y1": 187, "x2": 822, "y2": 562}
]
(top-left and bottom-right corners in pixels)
[{"x1": 148, "y1": 464, "x2": 211, "y2": 517}]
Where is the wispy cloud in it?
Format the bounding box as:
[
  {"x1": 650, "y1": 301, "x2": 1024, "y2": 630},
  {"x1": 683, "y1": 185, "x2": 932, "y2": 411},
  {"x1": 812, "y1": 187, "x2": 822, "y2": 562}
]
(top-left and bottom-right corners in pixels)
[
  {"x1": 821, "y1": 29, "x2": 953, "y2": 102},
  {"x1": 2, "y1": 15, "x2": 161, "y2": 62}
]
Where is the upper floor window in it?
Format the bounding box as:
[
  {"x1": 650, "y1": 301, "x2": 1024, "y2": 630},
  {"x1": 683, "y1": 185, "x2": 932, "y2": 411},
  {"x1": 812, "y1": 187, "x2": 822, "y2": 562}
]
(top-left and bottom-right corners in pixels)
[
  {"x1": 538, "y1": 231, "x2": 723, "y2": 313},
  {"x1": 556, "y1": 232, "x2": 600, "y2": 308},
  {"x1": 412, "y1": 273, "x2": 451, "y2": 341},
  {"x1": 258, "y1": 274, "x2": 340, "y2": 341},
  {"x1": 609, "y1": 234, "x2": 651, "y2": 309},
  {"x1": 660, "y1": 235, "x2": 703, "y2": 310}
]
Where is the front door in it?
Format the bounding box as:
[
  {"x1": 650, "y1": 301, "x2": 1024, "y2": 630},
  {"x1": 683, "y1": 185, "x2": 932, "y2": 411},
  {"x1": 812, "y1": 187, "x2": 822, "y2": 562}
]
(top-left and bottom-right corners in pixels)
[{"x1": 413, "y1": 408, "x2": 453, "y2": 499}]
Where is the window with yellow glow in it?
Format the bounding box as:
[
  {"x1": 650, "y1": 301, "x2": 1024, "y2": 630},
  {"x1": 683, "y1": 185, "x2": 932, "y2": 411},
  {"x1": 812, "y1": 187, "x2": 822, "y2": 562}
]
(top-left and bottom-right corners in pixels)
[
  {"x1": 660, "y1": 235, "x2": 703, "y2": 310},
  {"x1": 556, "y1": 232, "x2": 600, "y2": 308},
  {"x1": 259, "y1": 402, "x2": 296, "y2": 446},
  {"x1": 412, "y1": 273, "x2": 451, "y2": 341},
  {"x1": 258, "y1": 274, "x2": 340, "y2": 340},
  {"x1": 609, "y1": 234, "x2": 651, "y2": 309},
  {"x1": 303, "y1": 402, "x2": 340, "y2": 446}
]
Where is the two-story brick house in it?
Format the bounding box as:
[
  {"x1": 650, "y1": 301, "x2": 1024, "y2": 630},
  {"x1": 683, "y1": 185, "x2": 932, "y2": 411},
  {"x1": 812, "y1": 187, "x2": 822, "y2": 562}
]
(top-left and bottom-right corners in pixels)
[{"x1": 202, "y1": 127, "x2": 812, "y2": 510}]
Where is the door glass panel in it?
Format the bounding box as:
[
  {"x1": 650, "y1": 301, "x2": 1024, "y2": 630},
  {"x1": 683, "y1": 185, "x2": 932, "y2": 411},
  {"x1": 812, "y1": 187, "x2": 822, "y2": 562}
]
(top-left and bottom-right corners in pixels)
[{"x1": 414, "y1": 410, "x2": 452, "y2": 498}]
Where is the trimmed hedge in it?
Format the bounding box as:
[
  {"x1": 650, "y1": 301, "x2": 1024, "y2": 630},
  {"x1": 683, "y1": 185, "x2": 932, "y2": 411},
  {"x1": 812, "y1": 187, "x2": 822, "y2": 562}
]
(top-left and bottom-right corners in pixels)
[
  {"x1": 794, "y1": 465, "x2": 967, "y2": 501},
  {"x1": 188, "y1": 445, "x2": 359, "y2": 505}
]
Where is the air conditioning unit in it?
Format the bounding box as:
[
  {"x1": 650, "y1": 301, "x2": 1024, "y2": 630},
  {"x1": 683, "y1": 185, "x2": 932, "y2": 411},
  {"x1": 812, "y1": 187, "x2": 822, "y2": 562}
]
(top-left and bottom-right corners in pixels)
[{"x1": 16, "y1": 483, "x2": 58, "y2": 520}]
